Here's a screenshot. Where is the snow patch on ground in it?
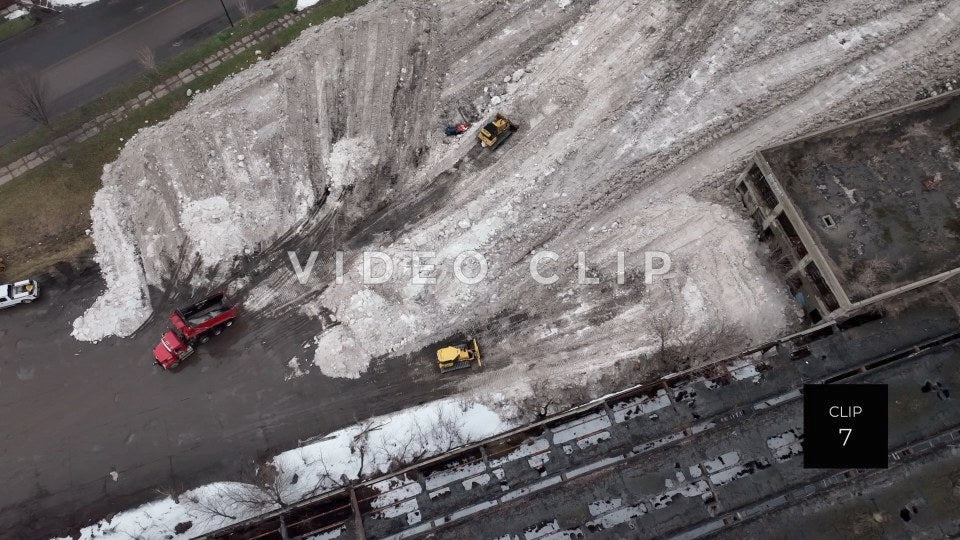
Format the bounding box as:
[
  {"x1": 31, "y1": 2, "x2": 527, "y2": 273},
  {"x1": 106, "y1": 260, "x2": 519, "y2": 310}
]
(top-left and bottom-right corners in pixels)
[
  {"x1": 73, "y1": 397, "x2": 513, "y2": 539},
  {"x1": 51, "y1": 0, "x2": 101, "y2": 6},
  {"x1": 74, "y1": 482, "x2": 260, "y2": 540},
  {"x1": 285, "y1": 356, "x2": 309, "y2": 380}
]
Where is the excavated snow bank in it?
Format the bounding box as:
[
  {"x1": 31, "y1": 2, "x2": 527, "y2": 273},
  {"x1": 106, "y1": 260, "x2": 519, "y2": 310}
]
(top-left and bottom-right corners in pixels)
[
  {"x1": 178, "y1": 196, "x2": 249, "y2": 267},
  {"x1": 305, "y1": 194, "x2": 789, "y2": 382},
  {"x1": 70, "y1": 187, "x2": 151, "y2": 342},
  {"x1": 71, "y1": 0, "x2": 960, "y2": 377},
  {"x1": 72, "y1": 45, "x2": 323, "y2": 341}
]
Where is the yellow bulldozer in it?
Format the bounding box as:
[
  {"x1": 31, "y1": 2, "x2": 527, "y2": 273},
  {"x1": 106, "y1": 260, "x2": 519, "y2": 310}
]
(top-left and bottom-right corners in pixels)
[
  {"x1": 477, "y1": 113, "x2": 518, "y2": 150},
  {"x1": 436, "y1": 338, "x2": 482, "y2": 373}
]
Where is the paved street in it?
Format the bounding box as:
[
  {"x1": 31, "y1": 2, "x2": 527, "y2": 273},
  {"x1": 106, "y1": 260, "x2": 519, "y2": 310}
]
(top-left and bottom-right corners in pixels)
[
  {"x1": 0, "y1": 0, "x2": 279, "y2": 145},
  {"x1": 0, "y1": 265, "x2": 461, "y2": 538}
]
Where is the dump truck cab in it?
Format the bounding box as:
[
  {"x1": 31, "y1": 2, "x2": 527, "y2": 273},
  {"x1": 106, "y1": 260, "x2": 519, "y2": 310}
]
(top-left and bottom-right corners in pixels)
[
  {"x1": 0, "y1": 279, "x2": 39, "y2": 310},
  {"x1": 437, "y1": 338, "x2": 482, "y2": 373},
  {"x1": 154, "y1": 330, "x2": 194, "y2": 369},
  {"x1": 153, "y1": 292, "x2": 237, "y2": 369},
  {"x1": 477, "y1": 113, "x2": 518, "y2": 149}
]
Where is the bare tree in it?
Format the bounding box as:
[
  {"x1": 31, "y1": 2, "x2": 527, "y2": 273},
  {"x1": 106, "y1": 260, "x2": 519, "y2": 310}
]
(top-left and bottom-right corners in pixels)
[
  {"x1": 644, "y1": 303, "x2": 749, "y2": 374},
  {"x1": 3, "y1": 67, "x2": 52, "y2": 127},
  {"x1": 518, "y1": 379, "x2": 593, "y2": 421},
  {"x1": 308, "y1": 450, "x2": 350, "y2": 489},
  {"x1": 191, "y1": 461, "x2": 305, "y2": 521},
  {"x1": 648, "y1": 307, "x2": 684, "y2": 361},
  {"x1": 187, "y1": 489, "x2": 238, "y2": 521},
  {"x1": 413, "y1": 406, "x2": 467, "y2": 452},
  {"x1": 256, "y1": 462, "x2": 295, "y2": 508},
  {"x1": 380, "y1": 427, "x2": 429, "y2": 472},
  {"x1": 218, "y1": 482, "x2": 278, "y2": 513},
  {"x1": 526, "y1": 379, "x2": 559, "y2": 419},
  {"x1": 432, "y1": 406, "x2": 468, "y2": 451},
  {"x1": 370, "y1": 408, "x2": 471, "y2": 473},
  {"x1": 350, "y1": 420, "x2": 383, "y2": 480},
  {"x1": 136, "y1": 45, "x2": 157, "y2": 72},
  {"x1": 154, "y1": 480, "x2": 185, "y2": 504}
]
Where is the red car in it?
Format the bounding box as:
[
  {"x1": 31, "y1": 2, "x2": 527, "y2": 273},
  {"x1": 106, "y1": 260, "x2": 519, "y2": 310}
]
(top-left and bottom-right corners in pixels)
[{"x1": 153, "y1": 292, "x2": 238, "y2": 369}]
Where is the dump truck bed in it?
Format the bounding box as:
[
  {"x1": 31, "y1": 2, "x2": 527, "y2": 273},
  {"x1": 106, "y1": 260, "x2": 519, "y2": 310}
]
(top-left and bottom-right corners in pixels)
[{"x1": 171, "y1": 293, "x2": 238, "y2": 339}]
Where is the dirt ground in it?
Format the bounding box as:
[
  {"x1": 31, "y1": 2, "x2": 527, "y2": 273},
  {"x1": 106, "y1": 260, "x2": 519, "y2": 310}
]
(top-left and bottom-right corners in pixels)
[{"x1": 75, "y1": 0, "x2": 960, "y2": 402}]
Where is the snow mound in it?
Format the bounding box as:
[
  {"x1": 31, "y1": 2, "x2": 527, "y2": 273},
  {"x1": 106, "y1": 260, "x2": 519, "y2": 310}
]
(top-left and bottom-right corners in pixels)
[
  {"x1": 312, "y1": 324, "x2": 370, "y2": 378},
  {"x1": 179, "y1": 196, "x2": 248, "y2": 267},
  {"x1": 71, "y1": 187, "x2": 151, "y2": 342}
]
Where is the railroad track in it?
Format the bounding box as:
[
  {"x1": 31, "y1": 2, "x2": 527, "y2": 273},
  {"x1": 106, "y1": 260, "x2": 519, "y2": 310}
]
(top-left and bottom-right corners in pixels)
[{"x1": 202, "y1": 321, "x2": 960, "y2": 539}]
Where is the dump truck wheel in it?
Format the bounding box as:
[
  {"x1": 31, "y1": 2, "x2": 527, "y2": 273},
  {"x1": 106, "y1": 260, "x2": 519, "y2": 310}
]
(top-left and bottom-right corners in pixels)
[
  {"x1": 214, "y1": 328, "x2": 222, "y2": 336},
  {"x1": 22, "y1": 300, "x2": 32, "y2": 304},
  {"x1": 170, "y1": 361, "x2": 180, "y2": 369},
  {"x1": 225, "y1": 320, "x2": 234, "y2": 327},
  {"x1": 199, "y1": 335, "x2": 210, "y2": 344}
]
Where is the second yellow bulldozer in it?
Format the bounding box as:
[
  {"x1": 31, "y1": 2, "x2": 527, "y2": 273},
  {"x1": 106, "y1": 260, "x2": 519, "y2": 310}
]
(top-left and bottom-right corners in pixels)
[
  {"x1": 477, "y1": 113, "x2": 518, "y2": 150},
  {"x1": 436, "y1": 338, "x2": 482, "y2": 373}
]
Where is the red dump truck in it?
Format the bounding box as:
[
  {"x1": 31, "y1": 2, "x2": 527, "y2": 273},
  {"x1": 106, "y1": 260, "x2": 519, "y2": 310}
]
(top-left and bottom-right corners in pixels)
[{"x1": 153, "y1": 292, "x2": 238, "y2": 369}]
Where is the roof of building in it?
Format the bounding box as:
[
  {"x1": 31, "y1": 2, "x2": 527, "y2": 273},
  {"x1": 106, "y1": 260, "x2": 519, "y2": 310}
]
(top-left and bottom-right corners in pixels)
[{"x1": 760, "y1": 91, "x2": 960, "y2": 303}]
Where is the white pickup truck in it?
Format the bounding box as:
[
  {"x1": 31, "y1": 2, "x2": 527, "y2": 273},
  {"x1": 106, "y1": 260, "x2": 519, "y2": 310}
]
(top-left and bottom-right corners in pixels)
[{"x1": 0, "y1": 280, "x2": 39, "y2": 309}]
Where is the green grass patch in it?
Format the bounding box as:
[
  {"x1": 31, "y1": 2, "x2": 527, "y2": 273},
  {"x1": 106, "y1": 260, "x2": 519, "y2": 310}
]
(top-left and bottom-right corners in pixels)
[
  {"x1": 276, "y1": 0, "x2": 366, "y2": 41},
  {"x1": 0, "y1": 14, "x2": 35, "y2": 43},
  {"x1": 0, "y1": 0, "x2": 367, "y2": 279}
]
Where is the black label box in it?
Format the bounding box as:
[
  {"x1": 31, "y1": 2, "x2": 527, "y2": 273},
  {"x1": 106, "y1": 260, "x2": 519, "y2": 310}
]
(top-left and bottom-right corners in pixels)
[{"x1": 803, "y1": 384, "x2": 888, "y2": 469}]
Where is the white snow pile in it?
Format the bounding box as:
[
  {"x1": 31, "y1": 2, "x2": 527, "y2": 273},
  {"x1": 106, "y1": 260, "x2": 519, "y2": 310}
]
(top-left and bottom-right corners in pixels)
[
  {"x1": 326, "y1": 137, "x2": 376, "y2": 194},
  {"x1": 295, "y1": 0, "x2": 322, "y2": 10},
  {"x1": 70, "y1": 188, "x2": 152, "y2": 342},
  {"x1": 72, "y1": 52, "x2": 321, "y2": 341},
  {"x1": 71, "y1": 398, "x2": 513, "y2": 539},
  {"x1": 272, "y1": 398, "x2": 509, "y2": 502},
  {"x1": 302, "y1": 194, "x2": 790, "y2": 382},
  {"x1": 312, "y1": 324, "x2": 373, "y2": 379},
  {"x1": 311, "y1": 287, "x2": 420, "y2": 379},
  {"x1": 50, "y1": 0, "x2": 101, "y2": 6},
  {"x1": 178, "y1": 196, "x2": 248, "y2": 268},
  {"x1": 4, "y1": 8, "x2": 28, "y2": 20}
]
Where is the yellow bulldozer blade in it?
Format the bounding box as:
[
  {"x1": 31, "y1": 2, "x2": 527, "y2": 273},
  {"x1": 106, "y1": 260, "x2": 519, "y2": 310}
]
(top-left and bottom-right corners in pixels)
[
  {"x1": 437, "y1": 338, "x2": 482, "y2": 373},
  {"x1": 477, "y1": 113, "x2": 518, "y2": 149}
]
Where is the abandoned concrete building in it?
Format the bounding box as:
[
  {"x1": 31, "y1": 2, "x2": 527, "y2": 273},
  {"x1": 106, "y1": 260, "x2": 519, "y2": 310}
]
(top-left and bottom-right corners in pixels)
[{"x1": 736, "y1": 90, "x2": 960, "y2": 322}]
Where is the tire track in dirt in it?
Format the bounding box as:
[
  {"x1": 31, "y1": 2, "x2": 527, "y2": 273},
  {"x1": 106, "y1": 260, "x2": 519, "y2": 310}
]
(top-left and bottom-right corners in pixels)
[
  {"x1": 644, "y1": 0, "x2": 960, "y2": 203},
  {"x1": 75, "y1": 0, "x2": 960, "y2": 400}
]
